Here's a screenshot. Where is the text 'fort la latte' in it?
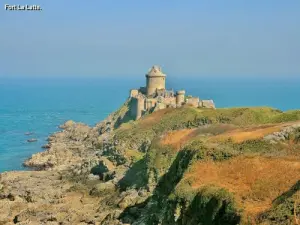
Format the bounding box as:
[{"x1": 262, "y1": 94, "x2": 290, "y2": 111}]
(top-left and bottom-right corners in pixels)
[{"x1": 4, "y1": 4, "x2": 42, "y2": 11}]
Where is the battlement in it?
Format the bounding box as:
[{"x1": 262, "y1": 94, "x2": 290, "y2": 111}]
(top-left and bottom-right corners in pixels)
[
  {"x1": 176, "y1": 90, "x2": 186, "y2": 95},
  {"x1": 129, "y1": 66, "x2": 215, "y2": 120}
]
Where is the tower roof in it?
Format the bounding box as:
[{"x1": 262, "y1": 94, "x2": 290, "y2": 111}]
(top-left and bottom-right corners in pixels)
[
  {"x1": 146, "y1": 65, "x2": 166, "y2": 77},
  {"x1": 176, "y1": 90, "x2": 186, "y2": 95}
]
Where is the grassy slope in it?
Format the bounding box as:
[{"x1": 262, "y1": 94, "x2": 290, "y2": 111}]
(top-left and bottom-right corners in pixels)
[
  {"x1": 114, "y1": 106, "x2": 300, "y2": 149},
  {"x1": 114, "y1": 106, "x2": 300, "y2": 224}
]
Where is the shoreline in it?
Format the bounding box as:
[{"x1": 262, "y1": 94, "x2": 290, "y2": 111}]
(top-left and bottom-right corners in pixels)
[
  {"x1": 0, "y1": 117, "x2": 127, "y2": 224},
  {"x1": 1, "y1": 105, "x2": 300, "y2": 224}
]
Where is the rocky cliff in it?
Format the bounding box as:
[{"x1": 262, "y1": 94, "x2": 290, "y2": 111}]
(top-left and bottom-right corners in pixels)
[{"x1": 1, "y1": 105, "x2": 300, "y2": 224}]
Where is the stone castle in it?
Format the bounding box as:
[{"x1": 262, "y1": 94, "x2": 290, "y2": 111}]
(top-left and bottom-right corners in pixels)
[{"x1": 129, "y1": 65, "x2": 215, "y2": 120}]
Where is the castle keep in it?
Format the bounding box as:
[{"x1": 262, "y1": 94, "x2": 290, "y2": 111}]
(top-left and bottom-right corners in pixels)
[{"x1": 129, "y1": 66, "x2": 215, "y2": 120}]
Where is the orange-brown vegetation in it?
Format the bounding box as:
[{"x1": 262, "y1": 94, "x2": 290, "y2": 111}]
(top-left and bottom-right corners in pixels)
[
  {"x1": 160, "y1": 129, "x2": 198, "y2": 150},
  {"x1": 160, "y1": 124, "x2": 237, "y2": 150},
  {"x1": 160, "y1": 121, "x2": 299, "y2": 152},
  {"x1": 210, "y1": 122, "x2": 298, "y2": 143},
  {"x1": 184, "y1": 156, "x2": 300, "y2": 218}
]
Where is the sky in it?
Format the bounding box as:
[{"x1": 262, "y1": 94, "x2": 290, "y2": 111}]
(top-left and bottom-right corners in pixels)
[{"x1": 0, "y1": 0, "x2": 299, "y2": 78}]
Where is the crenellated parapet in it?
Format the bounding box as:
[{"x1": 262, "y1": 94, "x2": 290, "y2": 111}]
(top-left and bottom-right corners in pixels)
[{"x1": 129, "y1": 66, "x2": 216, "y2": 120}]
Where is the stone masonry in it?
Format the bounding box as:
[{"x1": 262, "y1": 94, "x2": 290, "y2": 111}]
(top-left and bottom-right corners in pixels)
[{"x1": 129, "y1": 65, "x2": 216, "y2": 120}]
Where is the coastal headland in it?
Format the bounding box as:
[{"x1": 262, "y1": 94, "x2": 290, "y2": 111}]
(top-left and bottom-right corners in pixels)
[{"x1": 1, "y1": 68, "x2": 300, "y2": 224}]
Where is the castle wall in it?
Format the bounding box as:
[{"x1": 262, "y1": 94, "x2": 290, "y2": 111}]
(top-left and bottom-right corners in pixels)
[
  {"x1": 130, "y1": 97, "x2": 145, "y2": 120},
  {"x1": 163, "y1": 97, "x2": 176, "y2": 106},
  {"x1": 145, "y1": 98, "x2": 157, "y2": 110},
  {"x1": 146, "y1": 76, "x2": 166, "y2": 96},
  {"x1": 200, "y1": 100, "x2": 216, "y2": 109},
  {"x1": 176, "y1": 90, "x2": 185, "y2": 106},
  {"x1": 129, "y1": 66, "x2": 216, "y2": 120},
  {"x1": 153, "y1": 102, "x2": 166, "y2": 111},
  {"x1": 136, "y1": 97, "x2": 145, "y2": 120},
  {"x1": 130, "y1": 98, "x2": 138, "y2": 118},
  {"x1": 186, "y1": 97, "x2": 200, "y2": 107}
]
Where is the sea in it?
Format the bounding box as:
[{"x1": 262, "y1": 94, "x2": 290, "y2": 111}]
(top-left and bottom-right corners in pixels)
[{"x1": 0, "y1": 76, "x2": 299, "y2": 173}]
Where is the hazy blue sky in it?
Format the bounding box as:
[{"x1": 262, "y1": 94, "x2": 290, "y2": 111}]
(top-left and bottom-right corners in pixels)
[{"x1": 1, "y1": 0, "x2": 299, "y2": 77}]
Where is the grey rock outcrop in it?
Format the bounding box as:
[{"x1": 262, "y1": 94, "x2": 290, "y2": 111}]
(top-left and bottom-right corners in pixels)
[
  {"x1": 264, "y1": 123, "x2": 300, "y2": 143},
  {"x1": 23, "y1": 121, "x2": 101, "y2": 170}
]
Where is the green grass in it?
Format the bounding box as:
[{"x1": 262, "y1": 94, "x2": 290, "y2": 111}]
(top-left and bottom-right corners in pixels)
[
  {"x1": 124, "y1": 149, "x2": 145, "y2": 163},
  {"x1": 110, "y1": 99, "x2": 135, "y2": 129},
  {"x1": 257, "y1": 181, "x2": 300, "y2": 225},
  {"x1": 113, "y1": 105, "x2": 300, "y2": 224},
  {"x1": 271, "y1": 110, "x2": 300, "y2": 123},
  {"x1": 113, "y1": 106, "x2": 300, "y2": 152},
  {"x1": 161, "y1": 184, "x2": 242, "y2": 225}
]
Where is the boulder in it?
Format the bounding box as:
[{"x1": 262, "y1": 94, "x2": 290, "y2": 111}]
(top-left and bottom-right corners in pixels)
[
  {"x1": 90, "y1": 182, "x2": 116, "y2": 196},
  {"x1": 87, "y1": 174, "x2": 99, "y2": 181},
  {"x1": 59, "y1": 120, "x2": 75, "y2": 129},
  {"x1": 91, "y1": 157, "x2": 115, "y2": 177},
  {"x1": 41, "y1": 144, "x2": 51, "y2": 149},
  {"x1": 117, "y1": 190, "x2": 140, "y2": 209}
]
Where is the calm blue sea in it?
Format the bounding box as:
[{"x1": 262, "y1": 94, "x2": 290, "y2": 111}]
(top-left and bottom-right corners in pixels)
[{"x1": 0, "y1": 76, "x2": 299, "y2": 172}]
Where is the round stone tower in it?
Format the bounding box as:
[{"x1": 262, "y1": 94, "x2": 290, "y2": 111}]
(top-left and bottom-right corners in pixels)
[
  {"x1": 176, "y1": 90, "x2": 186, "y2": 106},
  {"x1": 146, "y1": 65, "x2": 166, "y2": 96}
]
